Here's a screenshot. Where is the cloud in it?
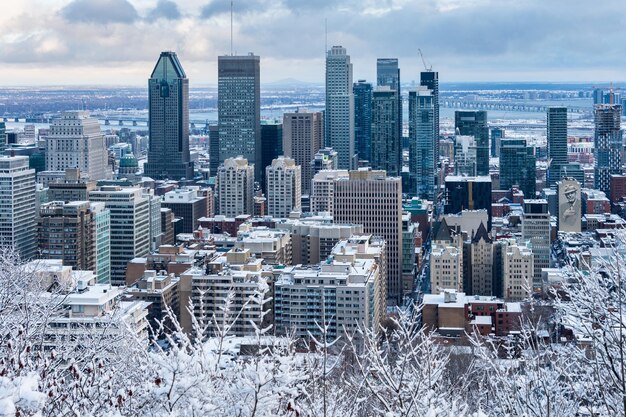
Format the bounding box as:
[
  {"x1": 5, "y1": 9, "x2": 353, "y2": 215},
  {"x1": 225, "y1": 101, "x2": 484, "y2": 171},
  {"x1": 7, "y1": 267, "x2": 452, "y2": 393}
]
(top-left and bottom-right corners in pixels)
[
  {"x1": 200, "y1": 0, "x2": 266, "y2": 18},
  {"x1": 61, "y1": 0, "x2": 138, "y2": 24},
  {"x1": 146, "y1": 0, "x2": 181, "y2": 21}
]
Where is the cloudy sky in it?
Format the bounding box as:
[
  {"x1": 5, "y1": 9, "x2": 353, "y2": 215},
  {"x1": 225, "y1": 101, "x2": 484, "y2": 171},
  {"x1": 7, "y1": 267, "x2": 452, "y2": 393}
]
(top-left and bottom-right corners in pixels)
[{"x1": 0, "y1": 0, "x2": 624, "y2": 86}]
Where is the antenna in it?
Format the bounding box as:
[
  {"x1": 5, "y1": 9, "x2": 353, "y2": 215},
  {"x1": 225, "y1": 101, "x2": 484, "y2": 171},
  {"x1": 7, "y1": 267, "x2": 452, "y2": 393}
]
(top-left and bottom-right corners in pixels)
[{"x1": 230, "y1": 1, "x2": 233, "y2": 56}]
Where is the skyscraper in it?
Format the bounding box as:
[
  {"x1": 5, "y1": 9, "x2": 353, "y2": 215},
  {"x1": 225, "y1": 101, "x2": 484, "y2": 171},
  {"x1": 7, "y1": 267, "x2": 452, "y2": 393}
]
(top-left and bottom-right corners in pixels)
[
  {"x1": 420, "y1": 71, "x2": 439, "y2": 158},
  {"x1": 500, "y1": 139, "x2": 536, "y2": 197},
  {"x1": 45, "y1": 111, "x2": 110, "y2": 181},
  {"x1": 334, "y1": 170, "x2": 403, "y2": 304},
  {"x1": 145, "y1": 51, "x2": 194, "y2": 180},
  {"x1": 377, "y1": 58, "x2": 402, "y2": 145},
  {"x1": 353, "y1": 80, "x2": 372, "y2": 162},
  {"x1": 444, "y1": 176, "x2": 492, "y2": 230},
  {"x1": 455, "y1": 111, "x2": 489, "y2": 176},
  {"x1": 218, "y1": 54, "x2": 261, "y2": 179},
  {"x1": 325, "y1": 46, "x2": 355, "y2": 169},
  {"x1": 594, "y1": 104, "x2": 623, "y2": 195},
  {"x1": 217, "y1": 157, "x2": 254, "y2": 217},
  {"x1": 409, "y1": 87, "x2": 435, "y2": 199},
  {"x1": 521, "y1": 199, "x2": 550, "y2": 288},
  {"x1": 547, "y1": 107, "x2": 568, "y2": 187},
  {"x1": 283, "y1": 110, "x2": 323, "y2": 194},
  {"x1": 371, "y1": 87, "x2": 401, "y2": 176},
  {"x1": 0, "y1": 156, "x2": 36, "y2": 260},
  {"x1": 266, "y1": 156, "x2": 301, "y2": 218},
  {"x1": 260, "y1": 122, "x2": 283, "y2": 190}
]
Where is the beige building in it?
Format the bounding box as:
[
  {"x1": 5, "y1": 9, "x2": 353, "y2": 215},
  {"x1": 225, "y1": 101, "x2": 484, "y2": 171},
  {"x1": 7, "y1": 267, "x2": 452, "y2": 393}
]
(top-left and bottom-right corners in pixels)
[
  {"x1": 282, "y1": 109, "x2": 323, "y2": 194},
  {"x1": 310, "y1": 169, "x2": 349, "y2": 215},
  {"x1": 503, "y1": 241, "x2": 534, "y2": 300},
  {"x1": 430, "y1": 219, "x2": 463, "y2": 292},
  {"x1": 333, "y1": 169, "x2": 403, "y2": 304},
  {"x1": 217, "y1": 157, "x2": 254, "y2": 217},
  {"x1": 470, "y1": 222, "x2": 494, "y2": 296},
  {"x1": 266, "y1": 156, "x2": 301, "y2": 218},
  {"x1": 234, "y1": 224, "x2": 292, "y2": 265}
]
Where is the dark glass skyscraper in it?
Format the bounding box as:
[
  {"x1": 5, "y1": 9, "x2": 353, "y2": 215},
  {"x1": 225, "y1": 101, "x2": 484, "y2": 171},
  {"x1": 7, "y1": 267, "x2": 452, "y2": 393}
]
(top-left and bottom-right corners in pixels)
[
  {"x1": 420, "y1": 71, "x2": 439, "y2": 154},
  {"x1": 218, "y1": 54, "x2": 261, "y2": 179},
  {"x1": 547, "y1": 107, "x2": 568, "y2": 187},
  {"x1": 409, "y1": 88, "x2": 435, "y2": 199},
  {"x1": 371, "y1": 87, "x2": 400, "y2": 176},
  {"x1": 455, "y1": 110, "x2": 489, "y2": 176},
  {"x1": 145, "y1": 51, "x2": 194, "y2": 180},
  {"x1": 594, "y1": 104, "x2": 623, "y2": 195},
  {"x1": 261, "y1": 122, "x2": 283, "y2": 190},
  {"x1": 353, "y1": 80, "x2": 372, "y2": 162},
  {"x1": 377, "y1": 58, "x2": 402, "y2": 144},
  {"x1": 444, "y1": 175, "x2": 492, "y2": 230},
  {"x1": 499, "y1": 138, "x2": 536, "y2": 197}
]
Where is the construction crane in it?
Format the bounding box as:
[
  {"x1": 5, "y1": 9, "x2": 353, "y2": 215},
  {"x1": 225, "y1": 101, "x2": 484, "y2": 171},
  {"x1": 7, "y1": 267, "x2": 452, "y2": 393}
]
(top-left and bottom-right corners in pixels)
[
  {"x1": 592, "y1": 82, "x2": 622, "y2": 105},
  {"x1": 418, "y1": 48, "x2": 432, "y2": 72}
]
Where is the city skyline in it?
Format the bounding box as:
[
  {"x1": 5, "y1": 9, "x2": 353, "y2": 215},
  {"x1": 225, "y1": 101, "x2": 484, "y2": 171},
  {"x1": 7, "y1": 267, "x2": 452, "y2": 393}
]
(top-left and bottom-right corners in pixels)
[{"x1": 1, "y1": 0, "x2": 625, "y2": 86}]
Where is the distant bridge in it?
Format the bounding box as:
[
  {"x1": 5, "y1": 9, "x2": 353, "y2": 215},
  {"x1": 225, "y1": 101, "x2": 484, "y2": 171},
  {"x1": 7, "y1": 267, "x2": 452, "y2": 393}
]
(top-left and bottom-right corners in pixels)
[{"x1": 441, "y1": 100, "x2": 587, "y2": 114}]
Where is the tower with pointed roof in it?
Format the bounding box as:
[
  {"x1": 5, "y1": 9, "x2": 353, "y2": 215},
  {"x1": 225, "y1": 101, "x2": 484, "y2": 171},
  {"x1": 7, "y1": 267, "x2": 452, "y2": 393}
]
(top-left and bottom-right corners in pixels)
[
  {"x1": 430, "y1": 218, "x2": 463, "y2": 292},
  {"x1": 468, "y1": 221, "x2": 494, "y2": 296},
  {"x1": 145, "y1": 51, "x2": 194, "y2": 180}
]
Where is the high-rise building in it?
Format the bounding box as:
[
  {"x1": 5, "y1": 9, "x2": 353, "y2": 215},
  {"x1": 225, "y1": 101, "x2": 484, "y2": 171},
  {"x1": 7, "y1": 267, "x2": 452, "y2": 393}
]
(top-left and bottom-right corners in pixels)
[
  {"x1": 353, "y1": 80, "x2": 372, "y2": 162},
  {"x1": 266, "y1": 156, "x2": 301, "y2": 218},
  {"x1": 490, "y1": 127, "x2": 504, "y2": 157},
  {"x1": 37, "y1": 201, "x2": 110, "y2": 283},
  {"x1": 455, "y1": 111, "x2": 489, "y2": 176},
  {"x1": 0, "y1": 122, "x2": 6, "y2": 153},
  {"x1": 0, "y1": 156, "x2": 36, "y2": 260},
  {"x1": 430, "y1": 219, "x2": 463, "y2": 292},
  {"x1": 371, "y1": 87, "x2": 401, "y2": 176},
  {"x1": 45, "y1": 111, "x2": 110, "y2": 181},
  {"x1": 217, "y1": 157, "x2": 254, "y2": 217},
  {"x1": 409, "y1": 87, "x2": 436, "y2": 199},
  {"x1": 377, "y1": 58, "x2": 402, "y2": 147},
  {"x1": 260, "y1": 122, "x2": 283, "y2": 189},
  {"x1": 283, "y1": 110, "x2": 323, "y2": 195},
  {"x1": 310, "y1": 169, "x2": 349, "y2": 215},
  {"x1": 469, "y1": 222, "x2": 493, "y2": 296},
  {"x1": 454, "y1": 135, "x2": 477, "y2": 176},
  {"x1": 420, "y1": 71, "x2": 439, "y2": 160},
  {"x1": 218, "y1": 54, "x2": 261, "y2": 179},
  {"x1": 311, "y1": 147, "x2": 338, "y2": 179},
  {"x1": 521, "y1": 199, "x2": 550, "y2": 288},
  {"x1": 325, "y1": 46, "x2": 355, "y2": 169},
  {"x1": 594, "y1": 104, "x2": 623, "y2": 195},
  {"x1": 334, "y1": 170, "x2": 403, "y2": 304},
  {"x1": 208, "y1": 125, "x2": 220, "y2": 176},
  {"x1": 499, "y1": 139, "x2": 536, "y2": 197},
  {"x1": 144, "y1": 52, "x2": 194, "y2": 180},
  {"x1": 444, "y1": 176, "x2": 492, "y2": 230},
  {"x1": 503, "y1": 241, "x2": 533, "y2": 301},
  {"x1": 547, "y1": 107, "x2": 568, "y2": 187},
  {"x1": 89, "y1": 187, "x2": 150, "y2": 285},
  {"x1": 161, "y1": 187, "x2": 209, "y2": 233}
]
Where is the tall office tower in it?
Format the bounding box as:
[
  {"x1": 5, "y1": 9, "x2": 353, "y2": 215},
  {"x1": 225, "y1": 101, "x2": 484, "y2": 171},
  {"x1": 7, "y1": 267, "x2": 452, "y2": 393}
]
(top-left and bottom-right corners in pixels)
[
  {"x1": 37, "y1": 201, "x2": 111, "y2": 284},
  {"x1": 217, "y1": 157, "x2": 254, "y2": 217},
  {"x1": 454, "y1": 135, "x2": 477, "y2": 176},
  {"x1": 499, "y1": 139, "x2": 536, "y2": 197},
  {"x1": 353, "y1": 80, "x2": 372, "y2": 162},
  {"x1": 162, "y1": 187, "x2": 209, "y2": 233},
  {"x1": 444, "y1": 176, "x2": 492, "y2": 230},
  {"x1": 266, "y1": 156, "x2": 301, "y2": 218},
  {"x1": 370, "y1": 87, "x2": 401, "y2": 176},
  {"x1": 594, "y1": 104, "x2": 623, "y2": 195},
  {"x1": 283, "y1": 110, "x2": 323, "y2": 195},
  {"x1": 409, "y1": 87, "x2": 436, "y2": 199},
  {"x1": 218, "y1": 54, "x2": 261, "y2": 180},
  {"x1": 209, "y1": 125, "x2": 220, "y2": 176},
  {"x1": 455, "y1": 111, "x2": 489, "y2": 176},
  {"x1": 0, "y1": 122, "x2": 6, "y2": 153},
  {"x1": 0, "y1": 156, "x2": 36, "y2": 260},
  {"x1": 45, "y1": 111, "x2": 110, "y2": 181},
  {"x1": 490, "y1": 127, "x2": 504, "y2": 157},
  {"x1": 144, "y1": 52, "x2": 194, "y2": 180},
  {"x1": 377, "y1": 59, "x2": 402, "y2": 146},
  {"x1": 310, "y1": 169, "x2": 349, "y2": 215},
  {"x1": 334, "y1": 170, "x2": 403, "y2": 305},
  {"x1": 89, "y1": 187, "x2": 150, "y2": 285},
  {"x1": 547, "y1": 107, "x2": 568, "y2": 187},
  {"x1": 521, "y1": 199, "x2": 550, "y2": 288},
  {"x1": 420, "y1": 71, "x2": 439, "y2": 156},
  {"x1": 311, "y1": 147, "x2": 338, "y2": 178},
  {"x1": 260, "y1": 122, "x2": 283, "y2": 189},
  {"x1": 325, "y1": 46, "x2": 355, "y2": 169}
]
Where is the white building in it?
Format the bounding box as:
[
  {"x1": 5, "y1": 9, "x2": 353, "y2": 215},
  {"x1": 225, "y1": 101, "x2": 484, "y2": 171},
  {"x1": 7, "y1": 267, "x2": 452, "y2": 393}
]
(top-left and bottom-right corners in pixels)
[
  {"x1": 217, "y1": 157, "x2": 254, "y2": 217},
  {"x1": 45, "y1": 111, "x2": 111, "y2": 181},
  {"x1": 0, "y1": 156, "x2": 36, "y2": 259},
  {"x1": 503, "y1": 241, "x2": 534, "y2": 300},
  {"x1": 274, "y1": 235, "x2": 385, "y2": 340},
  {"x1": 89, "y1": 187, "x2": 150, "y2": 285},
  {"x1": 430, "y1": 219, "x2": 463, "y2": 292},
  {"x1": 266, "y1": 156, "x2": 301, "y2": 218},
  {"x1": 310, "y1": 169, "x2": 349, "y2": 215},
  {"x1": 234, "y1": 224, "x2": 292, "y2": 265}
]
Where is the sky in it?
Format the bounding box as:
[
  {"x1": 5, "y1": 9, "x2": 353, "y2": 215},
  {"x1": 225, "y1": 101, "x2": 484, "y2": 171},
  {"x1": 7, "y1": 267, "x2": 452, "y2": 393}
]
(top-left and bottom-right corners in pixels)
[{"x1": 0, "y1": 0, "x2": 624, "y2": 86}]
